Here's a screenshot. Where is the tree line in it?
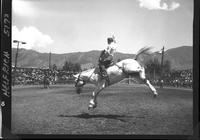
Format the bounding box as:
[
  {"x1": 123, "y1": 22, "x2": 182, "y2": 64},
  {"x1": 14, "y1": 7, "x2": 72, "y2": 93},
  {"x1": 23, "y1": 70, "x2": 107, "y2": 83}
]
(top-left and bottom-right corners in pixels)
[
  {"x1": 145, "y1": 58, "x2": 171, "y2": 80},
  {"x1": 62, "y1": 61, "x2": 81, "y2": 72},
  {"x1": 50, "y1": 61, "x2": 81, "y2": 72}
]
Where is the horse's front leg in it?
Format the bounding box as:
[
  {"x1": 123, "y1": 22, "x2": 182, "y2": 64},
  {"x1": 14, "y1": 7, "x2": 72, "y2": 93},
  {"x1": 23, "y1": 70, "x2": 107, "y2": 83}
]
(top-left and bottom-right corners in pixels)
[{"x1": 88, "y1": 81, "x2": 106, "y2": 110}]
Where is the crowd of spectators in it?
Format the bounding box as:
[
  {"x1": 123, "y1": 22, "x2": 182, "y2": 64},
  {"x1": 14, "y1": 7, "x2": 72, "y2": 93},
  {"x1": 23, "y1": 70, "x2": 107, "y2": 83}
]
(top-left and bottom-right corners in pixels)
[
  {"x1": 12, "y1": 67, "x2": 76, "y2": 86},
  {"x1": 12, "y1": 67, "x2": 193, "y2": 88},
  {"x1": 152, "y1": 69, "x2": 193, "y2": 88}
]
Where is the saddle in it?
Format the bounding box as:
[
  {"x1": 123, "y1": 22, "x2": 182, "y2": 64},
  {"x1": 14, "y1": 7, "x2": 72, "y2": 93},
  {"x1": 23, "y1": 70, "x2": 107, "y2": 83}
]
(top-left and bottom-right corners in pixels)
[{"x1": 93, "y1": 67, "x2": 106, "y2": 77}]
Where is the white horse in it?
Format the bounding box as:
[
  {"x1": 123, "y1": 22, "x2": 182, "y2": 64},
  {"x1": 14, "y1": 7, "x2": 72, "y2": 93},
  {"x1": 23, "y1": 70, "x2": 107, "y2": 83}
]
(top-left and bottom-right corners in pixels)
[{"x1": 73, "y1": 47, "x2": 158, "y2": 110}]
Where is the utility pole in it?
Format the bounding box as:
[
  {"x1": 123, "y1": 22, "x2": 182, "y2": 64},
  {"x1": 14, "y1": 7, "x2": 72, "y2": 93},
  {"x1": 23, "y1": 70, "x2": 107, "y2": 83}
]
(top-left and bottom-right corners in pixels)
[
  {"x1": 160, "y1": 46, "x2": 164, "y2": 88},
  {"x1": 49, "y1": 52, "x2": 51, "y2": 69},
  {"x1": 13, "y1": 40, "x2": 26, "y2": 86},
  {"x1": 153, "y1": 55, "x2": 156, "y2": 82}
]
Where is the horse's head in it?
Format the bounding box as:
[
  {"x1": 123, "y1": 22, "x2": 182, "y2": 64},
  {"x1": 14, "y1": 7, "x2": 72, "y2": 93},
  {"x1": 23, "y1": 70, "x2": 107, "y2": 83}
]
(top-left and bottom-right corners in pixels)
[{"x1": 72, "y1": 73, "x2": 85, "y2": 94}]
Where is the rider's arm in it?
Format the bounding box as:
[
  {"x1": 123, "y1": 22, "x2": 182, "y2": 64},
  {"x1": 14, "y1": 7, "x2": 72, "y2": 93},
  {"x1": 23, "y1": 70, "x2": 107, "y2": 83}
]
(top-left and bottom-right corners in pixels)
[
  {"x1": 99, "y1": 50, "x2": 105, "y2": 62},
  {"x1": 104, "y1": 55, "x2": 113, "y2": 61}
]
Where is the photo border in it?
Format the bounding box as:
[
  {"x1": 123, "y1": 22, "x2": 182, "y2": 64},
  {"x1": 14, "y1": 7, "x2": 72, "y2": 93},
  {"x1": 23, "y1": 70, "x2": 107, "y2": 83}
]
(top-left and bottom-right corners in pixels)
[{"x1": 0, "y1": 0, "x2": 199, "y2": 139}]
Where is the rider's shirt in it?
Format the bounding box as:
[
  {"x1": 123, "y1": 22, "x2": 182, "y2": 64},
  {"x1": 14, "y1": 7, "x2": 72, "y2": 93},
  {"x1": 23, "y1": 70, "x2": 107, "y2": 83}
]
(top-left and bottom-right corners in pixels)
[
  {"x1": 107, "y1": 42, "x2": 117, "y2": 55},
  {"x1": 99, "y1": 50, "x2": 114, "y2": 68}
]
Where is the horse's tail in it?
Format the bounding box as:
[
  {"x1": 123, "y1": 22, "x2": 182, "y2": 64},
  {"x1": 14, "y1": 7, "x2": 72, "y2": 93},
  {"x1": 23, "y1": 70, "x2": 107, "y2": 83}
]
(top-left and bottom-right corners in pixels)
[{"x1": 134, "y1": 46, "x2": 152, "y2": 60}]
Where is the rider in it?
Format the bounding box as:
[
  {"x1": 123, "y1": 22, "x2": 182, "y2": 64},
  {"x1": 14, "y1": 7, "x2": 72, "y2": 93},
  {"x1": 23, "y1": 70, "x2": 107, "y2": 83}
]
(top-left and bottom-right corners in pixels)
[{"x1": 98, "y1": 35, "x2": 117, "y2": 85}]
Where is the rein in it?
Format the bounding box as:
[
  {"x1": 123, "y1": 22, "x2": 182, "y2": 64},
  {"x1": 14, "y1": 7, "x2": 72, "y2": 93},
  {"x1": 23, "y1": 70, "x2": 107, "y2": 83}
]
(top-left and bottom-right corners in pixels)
[
  {"x1": 113, "y1": 63, "x2": 123, "y2": 70},
  {"x1": 85, "y1": 70, "x2": 95, "y2": 82}
]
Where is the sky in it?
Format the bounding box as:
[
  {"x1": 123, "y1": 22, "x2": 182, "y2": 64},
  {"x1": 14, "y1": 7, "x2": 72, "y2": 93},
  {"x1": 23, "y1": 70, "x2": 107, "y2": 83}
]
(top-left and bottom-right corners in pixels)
[{"x1": 12, "y1": 0, "x2": 193, "y2": 54}]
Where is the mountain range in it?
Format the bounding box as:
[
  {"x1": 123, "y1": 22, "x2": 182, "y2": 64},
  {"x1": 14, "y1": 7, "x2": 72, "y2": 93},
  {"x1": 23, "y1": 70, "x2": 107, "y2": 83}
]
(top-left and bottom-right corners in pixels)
[{"x1": 12, "y1": 46, "x2": 193, "y2": 70}]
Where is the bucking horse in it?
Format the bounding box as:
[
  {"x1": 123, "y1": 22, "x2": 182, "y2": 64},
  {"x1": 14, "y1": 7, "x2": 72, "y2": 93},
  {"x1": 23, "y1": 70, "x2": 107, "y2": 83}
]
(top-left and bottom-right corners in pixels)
[{"x1": 73, "y1": 47, "x2": 158, "y2": 110}]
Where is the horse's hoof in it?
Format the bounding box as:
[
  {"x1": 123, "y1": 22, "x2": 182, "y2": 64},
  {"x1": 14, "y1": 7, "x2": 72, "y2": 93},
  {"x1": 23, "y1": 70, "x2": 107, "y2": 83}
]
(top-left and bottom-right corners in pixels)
[
  {"x1": 153, "y1": 94, "x2": 158, "y2": 98},
  {"x1": 88, "y1": 106, "x2": 95, "y2": 110},
  {"x1": 88, "y1": 104, "x2": 97, "y2": 110},
  {"x1": 88, "y1": 106, "x2": 93, "y2": 110}
]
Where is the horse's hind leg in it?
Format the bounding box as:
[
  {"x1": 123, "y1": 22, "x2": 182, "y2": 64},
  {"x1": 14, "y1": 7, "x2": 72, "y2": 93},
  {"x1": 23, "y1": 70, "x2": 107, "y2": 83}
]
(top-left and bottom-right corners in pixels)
[
  {"x1": 139, "y1": 67, "x2": 158, "y2": 97},
  {"x1": 145, "y1": 79, "x2": 158, "y2": 97}
]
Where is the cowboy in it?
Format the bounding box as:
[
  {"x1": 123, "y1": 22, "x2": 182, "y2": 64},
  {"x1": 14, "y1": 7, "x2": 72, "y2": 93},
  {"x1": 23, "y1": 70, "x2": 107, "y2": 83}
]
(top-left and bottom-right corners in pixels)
[{"x1": 98, "y1": 35, "x2": 117, "y2": 84}]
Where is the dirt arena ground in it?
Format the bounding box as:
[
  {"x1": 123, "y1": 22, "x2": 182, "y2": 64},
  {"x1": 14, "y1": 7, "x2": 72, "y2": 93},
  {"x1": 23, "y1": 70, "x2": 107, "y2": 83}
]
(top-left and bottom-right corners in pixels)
[{"x1": 11, "y1": 83, "x2": 193, "y2": 135}]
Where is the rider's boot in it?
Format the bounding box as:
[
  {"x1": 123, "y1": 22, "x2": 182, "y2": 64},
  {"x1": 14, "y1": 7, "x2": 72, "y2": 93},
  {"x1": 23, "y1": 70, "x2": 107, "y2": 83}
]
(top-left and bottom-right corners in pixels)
[
  {"x1": 105, "y1": 75, "x2": 110, "y2": 86},
  {"x1": 101, "y1": 70, "x2": 110, "y2": 86}
]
